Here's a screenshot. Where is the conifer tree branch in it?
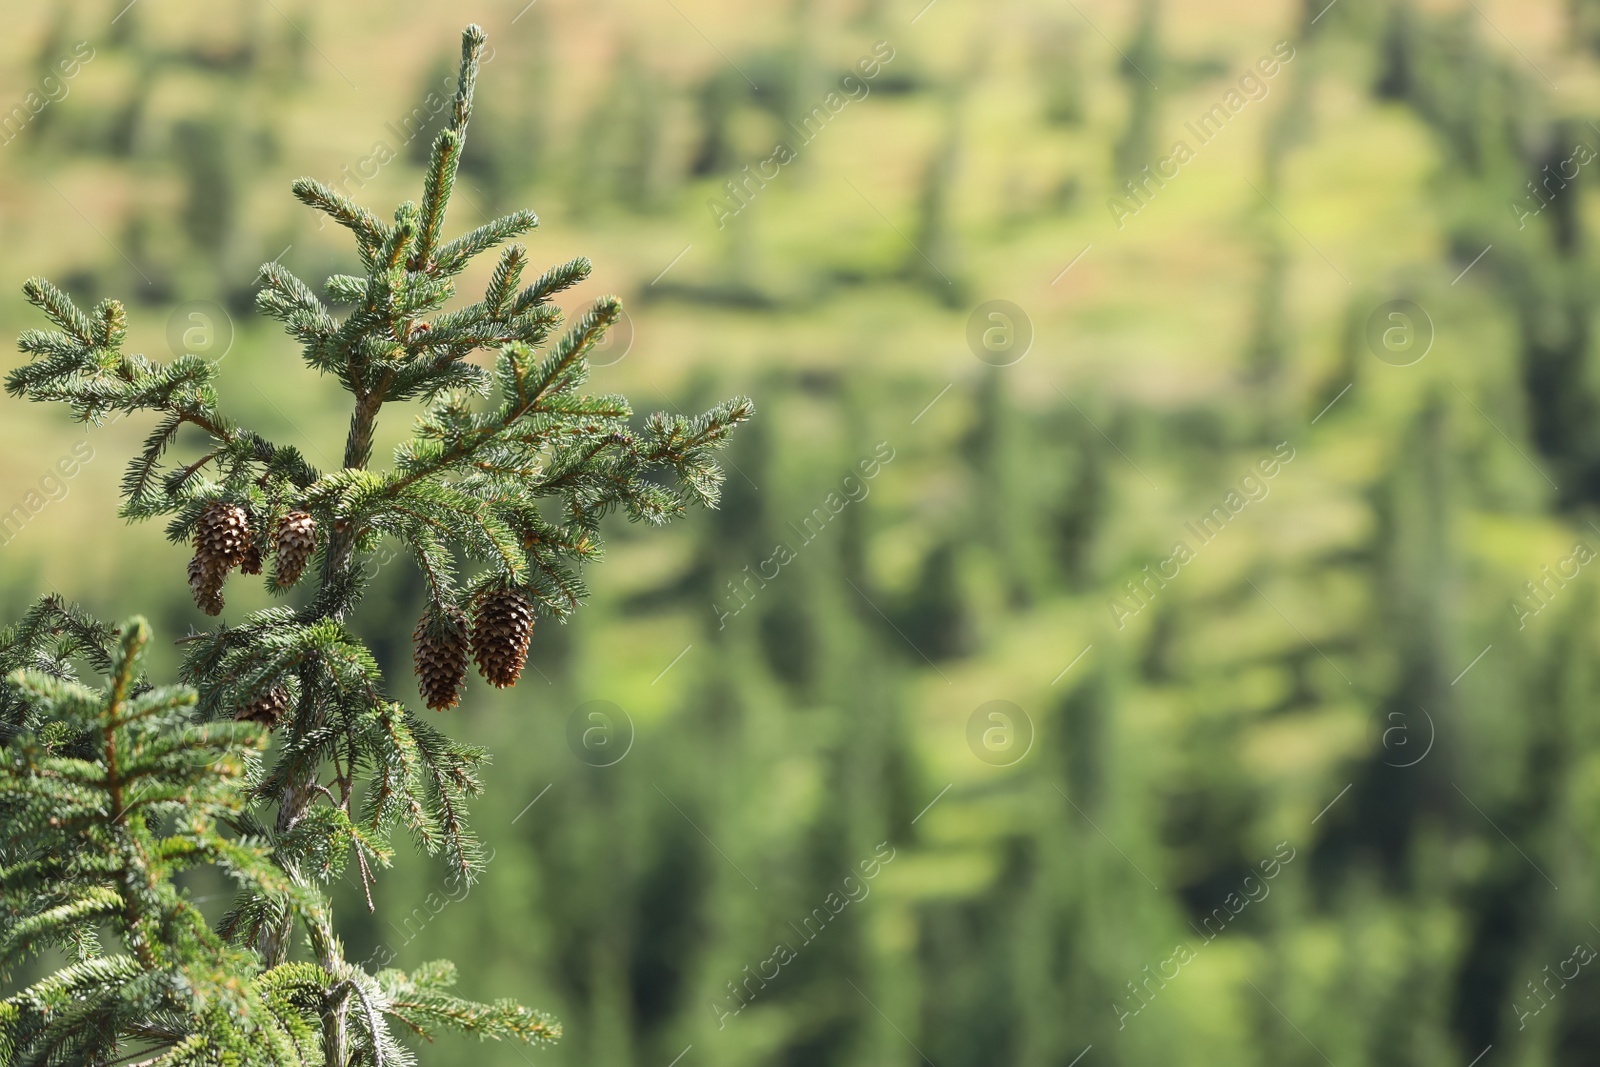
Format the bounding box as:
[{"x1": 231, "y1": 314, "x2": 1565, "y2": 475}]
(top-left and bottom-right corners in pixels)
[{"x1": 6, "y1": 20, "x2": 752, "y2": 1065}]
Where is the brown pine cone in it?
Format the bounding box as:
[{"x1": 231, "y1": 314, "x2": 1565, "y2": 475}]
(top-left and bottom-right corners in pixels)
[
  {"x1": 273, "y1": 510, "x2": 318, "y2": 586},
  {"x1": 196, "y1": 502, "x2": 252, "y2": 571},
  {"x1": 236, "y1": 685, "x2": 291, "y2": 728},
  {"x1": 240, "y1": 541, "x2": 264, "y2": 576},
  {"x1": 413, "y1": 605, "x2": 470, "y2": 711},
  {"x1": 470, "y1": 589, "x2": 535, "y2": 689},
  {"x1": 187, "y1": 555, "x2": 226, "y2": 616}
]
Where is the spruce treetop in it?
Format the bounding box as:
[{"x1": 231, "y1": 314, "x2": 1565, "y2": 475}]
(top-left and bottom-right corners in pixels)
[{"x1": 1, "y1": 23, "x2": 750, "y2": 1065}]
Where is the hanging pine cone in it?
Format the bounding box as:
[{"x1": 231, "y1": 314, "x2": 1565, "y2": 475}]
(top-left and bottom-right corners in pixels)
[
  {"x1": 187, "y1": 555, "x2": 226, "y2": 616},
  {"x1": 236, "y1": 685, "x2": 291, "y2": 728},
  {"x1": 273, "y1": 510, "x2": 317, "y2": 586},
  {"x1": 413, "y1": 605, "x2": 470, "y2": 711},
  {"x1": 240, "y1": 541, "x2": 264, "y2": 576},
  {"x1": 470, "y1": 589, "x2": 534, "y2": 689},
  {"x1": 196, "y1": 502, "x2": 252, "y2": 571}
]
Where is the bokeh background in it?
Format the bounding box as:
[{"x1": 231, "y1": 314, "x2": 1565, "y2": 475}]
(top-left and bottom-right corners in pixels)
[{"x1": 4, "y1": 0, "x2": 1600, "y2": 1063}]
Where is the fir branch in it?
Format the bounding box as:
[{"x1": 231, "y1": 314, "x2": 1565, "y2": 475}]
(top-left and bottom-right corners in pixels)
[
  {"x1": 7, "y1": 22, "x2": 752, "y2": 1065},
  {"x1": 431, "y1": 210, "x2": 539, "y2": 278},
  {"x1": 292, "y1": 178, "x2": 392, "y2": 269},
  {"x1": 415, "y1": 130, "x2": 462, "y2": 271},
  {"x1": 512, "y1": 256, "x2": 592, "y2": 315}
]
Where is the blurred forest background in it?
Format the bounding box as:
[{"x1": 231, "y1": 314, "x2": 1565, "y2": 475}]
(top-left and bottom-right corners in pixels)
[{"x1": 5, "y1": 0, "x2": 1600, "y2": 1063}]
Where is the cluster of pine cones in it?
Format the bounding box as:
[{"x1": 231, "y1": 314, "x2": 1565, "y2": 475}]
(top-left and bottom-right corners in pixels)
[
  {"x1": 412, "y1": 590, "x2": 535, "y2": 711},
  {"x1": 191, "y1": 502, "x2": 535, "y2": 716},
  {"x1": 188, "y1": 503, "x2": 317, "y2": 615}
]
